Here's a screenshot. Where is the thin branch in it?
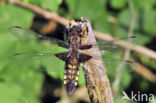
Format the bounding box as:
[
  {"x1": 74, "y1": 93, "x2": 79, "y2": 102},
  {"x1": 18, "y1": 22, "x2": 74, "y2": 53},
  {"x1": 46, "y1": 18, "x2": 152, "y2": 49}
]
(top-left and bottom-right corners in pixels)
[
  {"x1": 8, "y1": 0, "x2": 69, "y2": 26},
  {"x1": 94, "y1": 31, "x2": 156, "y2": 60},
  {"x1": 135, "y1": 63, "x2": 156, "y2": 83},
  {"x1": 8, "y1": 0, "x2": 156, "y2": 60},
  {"x1": 93, "y1": 31, "x2": 156, "y2": 83},
  {"x1": 112, "y1": 0, "x2": 136, "y2": 96}
]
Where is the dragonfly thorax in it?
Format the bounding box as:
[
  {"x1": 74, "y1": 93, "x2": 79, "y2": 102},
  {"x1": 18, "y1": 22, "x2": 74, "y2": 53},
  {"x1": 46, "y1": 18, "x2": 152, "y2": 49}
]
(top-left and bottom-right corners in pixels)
[{"x1": 70, "y1": 35, "x2": 81, "y2": 45}]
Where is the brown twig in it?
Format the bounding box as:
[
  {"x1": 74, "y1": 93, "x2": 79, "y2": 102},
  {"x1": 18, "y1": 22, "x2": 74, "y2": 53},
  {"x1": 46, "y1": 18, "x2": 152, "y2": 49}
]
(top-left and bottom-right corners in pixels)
[
  {"x1": 93, "y1": 31, "x2": 156, "y2": 82},
  {"x1": 8, "y1": 0, "x2": 156, "y2": 60},
  {"x1": 8, "y1": 0, "x2": 69, "y2": 26},
  {"x1": 94, "y1": 31, "x2": 156, "y2": 60},
  {"x1": 39, "y1": 20, "x2": 57, "y2": 35},
  {"x1": 112, "y1": 0, "x2": 136, "y2": 97},
  {"x1": 135, "y1": 63, "x2": 156, "y2": 83},
  {"x1": 81, "y1": 18, "x2": 114, "y2": 103}
]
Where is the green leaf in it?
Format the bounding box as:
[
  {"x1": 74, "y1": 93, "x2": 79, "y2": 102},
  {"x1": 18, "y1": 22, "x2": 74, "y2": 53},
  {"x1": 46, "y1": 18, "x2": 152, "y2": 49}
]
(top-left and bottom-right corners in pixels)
[
  {"x1": 132, "y1": 0, "x2": 156, "y2": 11},
  {"x1": 78, "y1": 67, "x2": 85, "y2": 86},
  {"x1": 117, "y1": 9, "x2": 153, "y2": 45},
  {"x1": 41, "y1": 0, "x2": 63, "y2": 11},
  {"x1": 0, "y1": 33, "x2": 16, "y2": 71},
  {"x1": 0, "y1": 83, "x2": 22, "y2": 103},
  {"x1": 22, "y1": 0, "x2": 62, "y2": 11},
  {"x1": 66, "y1": 0, "x2": 105, "y2": 19},
  {"x1": 140, "y1": 80, "x2": 149, "y2": 90},
  {"x1": 0, "y1": 65, "x2": 43, "y2": 103},
  {"x1": 121, "y1": 71, "x2": 131, "y2": 88},
  {"x1": 110, "y1": 0, "x2": 127, "y2": 9},
  {"x1": 118, "y1": 9, "x2": 139, "y2": 37},
  {"x1": 25, "y1": 0, "x2": 42, "y2": 6},
  {"x1": 66, "y1": 0, "x2": 112, "y2": 33},
  {"x1": 133, "y1": 33, "x2": 151, "y2": 45},
  {"x1": 0, "y1": 4, "x2": 34, "y2": 32},
  {"x1": 94, "y1": 12, "x2": 113, "y2": 33},
  {"x1": 139, "y1": 54, "x2": 156, "y2": 69},
  {"x1": 143, "y1": 10, "x2": 156, "y2": 35}
]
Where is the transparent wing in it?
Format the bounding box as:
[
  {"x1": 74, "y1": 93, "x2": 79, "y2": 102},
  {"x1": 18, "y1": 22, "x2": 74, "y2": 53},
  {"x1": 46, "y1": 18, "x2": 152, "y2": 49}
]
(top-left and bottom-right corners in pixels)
[
  {"x1": 81, "y1": 36, "x2": 138, "y2": 53},
  {"x1": 88, "y1": 56, "x2": 136, "y2": 73},
  {"x1": 9, "y1": 52, "x2": 65, "y2": 72},
  {"x1": 102, "y1": 58, "x2": 136, "y2": 72},
  {"x1": 9, "y1": 26, "x2": 69, "y2": 47},
  {"x1": 97, "y1": 36, "x2": 137, "y2": 52}
]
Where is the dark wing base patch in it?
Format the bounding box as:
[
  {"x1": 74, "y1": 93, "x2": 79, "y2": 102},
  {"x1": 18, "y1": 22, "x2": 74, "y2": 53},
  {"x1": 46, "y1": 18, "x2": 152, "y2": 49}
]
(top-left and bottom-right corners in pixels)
[
  {"x1": 79, "y1": 53, "x2": 92, "y2": 63},
  {"x1": 79, "y1": 45, "x2": 92, "y2": 50},
  {"x1": 55, "y1": 52, "x2": 68, "y2": 61}
]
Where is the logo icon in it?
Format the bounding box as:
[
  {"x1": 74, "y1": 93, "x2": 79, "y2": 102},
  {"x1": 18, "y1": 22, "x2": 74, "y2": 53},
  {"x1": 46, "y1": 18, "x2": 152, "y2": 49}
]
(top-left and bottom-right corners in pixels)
[{"x1": 122, "y1": 91, "x2": 154, "y2": 102}]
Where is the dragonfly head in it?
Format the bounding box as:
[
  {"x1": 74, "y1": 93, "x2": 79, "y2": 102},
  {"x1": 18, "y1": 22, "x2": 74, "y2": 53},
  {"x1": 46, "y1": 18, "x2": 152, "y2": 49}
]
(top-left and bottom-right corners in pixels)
[
  {"x1": 65, "y1": 20, "x2": 88, "y2": 44},
  {"x1": 66, "y1": 25, "x2": 82, "y2": 45}
]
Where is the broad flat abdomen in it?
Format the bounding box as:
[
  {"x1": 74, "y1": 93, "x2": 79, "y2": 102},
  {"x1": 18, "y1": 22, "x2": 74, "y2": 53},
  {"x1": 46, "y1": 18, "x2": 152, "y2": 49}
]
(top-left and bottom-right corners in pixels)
[{"x1": 64, "y1": 63, "x2": 79, "y2": 95}]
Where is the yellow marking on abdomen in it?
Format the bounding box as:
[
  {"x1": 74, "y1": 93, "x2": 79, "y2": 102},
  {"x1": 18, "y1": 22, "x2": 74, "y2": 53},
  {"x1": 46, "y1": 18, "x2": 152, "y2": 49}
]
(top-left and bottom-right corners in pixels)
[
  {"x1": 75, "y1": 76, "x2": 78, "y2": 81},
  {"x1": 73, "y1": 65, "x2": 77, "y2": 69},
  {"x1": 64, "y1": 80, "x2": 66, "y2": 84},
  {"x1": 64, "y1": 75, "x2": 66, "y2": 79},
  {"x1": 68, "y1": 75, "x2": 71, "y2": 79},
  {"x1": 68, "y1": 64, "x2": 72, "y2": 68},
  {"x1": 74, "y1": 82, "x2": 77, "y2": 86},
  {"x1": 77, "y1": 71, "x2": 79, "y2": 75},
  {"x1": 68, "y1": 70, "x2": 72, "y2": 74}
]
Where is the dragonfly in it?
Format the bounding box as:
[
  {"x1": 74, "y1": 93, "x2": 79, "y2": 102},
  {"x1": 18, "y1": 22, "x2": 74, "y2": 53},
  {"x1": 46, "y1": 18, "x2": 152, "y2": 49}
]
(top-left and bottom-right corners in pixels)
[{"x1": 9, "y1": 20, "x2": 136, "y2": 95}]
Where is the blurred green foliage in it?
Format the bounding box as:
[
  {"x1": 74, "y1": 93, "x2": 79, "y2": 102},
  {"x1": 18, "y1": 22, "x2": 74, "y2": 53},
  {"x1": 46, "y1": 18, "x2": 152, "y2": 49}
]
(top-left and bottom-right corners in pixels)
[{"x1": 0, "y1": 0, "x2": 155, "y2": 103}]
